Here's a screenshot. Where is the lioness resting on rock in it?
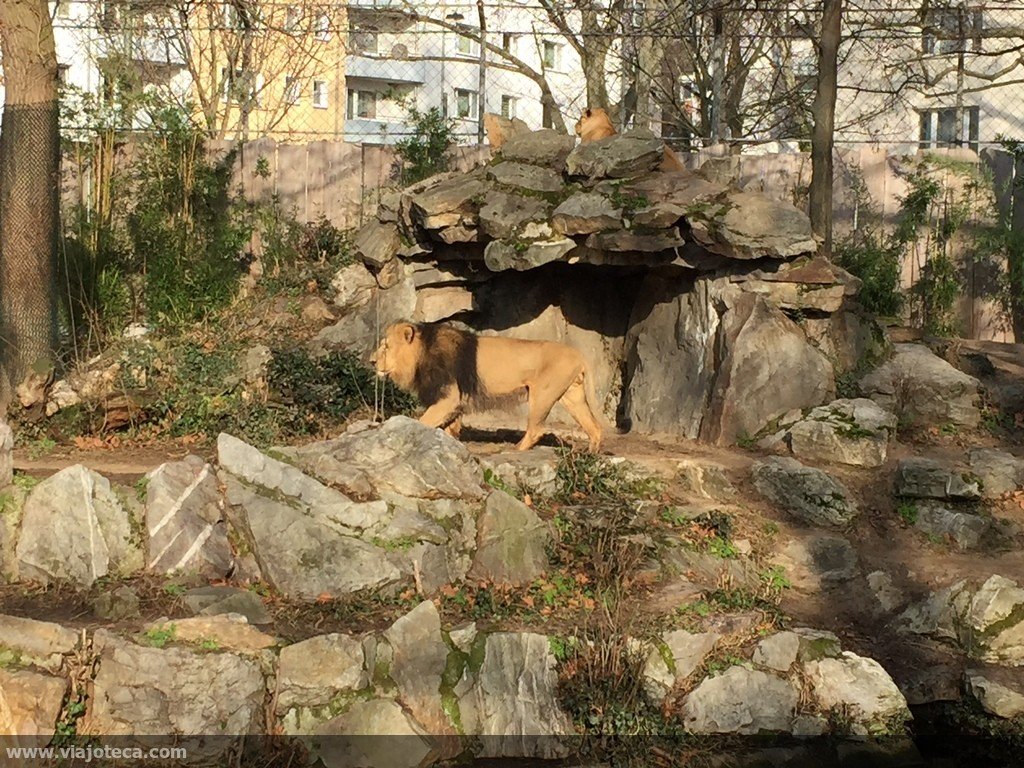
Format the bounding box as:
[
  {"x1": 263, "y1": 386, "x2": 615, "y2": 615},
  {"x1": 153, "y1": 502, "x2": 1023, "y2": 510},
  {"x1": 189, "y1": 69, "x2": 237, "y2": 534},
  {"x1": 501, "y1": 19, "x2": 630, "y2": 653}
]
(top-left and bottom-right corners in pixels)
[
  {"x1": 574, "y1": 107, "x2": 686, "y2": 172},
  {"x1": 371, "y1": 322, "x2": 603, "y2": 453}
]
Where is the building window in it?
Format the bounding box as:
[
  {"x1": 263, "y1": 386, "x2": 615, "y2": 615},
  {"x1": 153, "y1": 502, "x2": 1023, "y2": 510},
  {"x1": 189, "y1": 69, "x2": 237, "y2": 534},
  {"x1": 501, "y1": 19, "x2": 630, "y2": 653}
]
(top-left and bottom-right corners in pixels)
[
  {"x1": 315, "y1": 13, "x2": 330, "y2": 41},
  {"x1": 284, "y1": 5, "x2": 301, "y2": 32},
  {"x1": 284, "y1": 75, "x2": 301, "y2": 104},
  {"x1": 348, "y1": 24, "x2": 378, "y2": 54},
  {"x1": 56, "y1": 64, "x2": 70, "y2": 87},
  {"x1": 919, "y1": 106, "x2": 980, "y2": 151},
  {"x1": 223, "y1": 2, "x2": 245, "y2": 30},
  {"x1": 55, "y1": 0, "x2": 71, "y2": 18},
  {"x1": 500, "y1": 95, "x2": 517, "y2": 120},
  {"x1": 502, "y1": 33, "x2": 516, "y2": 55},
  {"x1": 455, "y1": 88, "x2": 478, "y2": 119},
  {"x1": 922, "y1": 5, "x2": 984, "y2": 55},
  {"x1": 457, "y1": 26, "x2": 480, "y2": 56},
  {"x1": 542, "y1": 40, "x2": 562, "y2": 70},
  {"x1": 346, "y1": 89, "x2": 377, "y2": 119},
  {"x1": 312, "y1": 80, "x2": 329, "y2": 109}
]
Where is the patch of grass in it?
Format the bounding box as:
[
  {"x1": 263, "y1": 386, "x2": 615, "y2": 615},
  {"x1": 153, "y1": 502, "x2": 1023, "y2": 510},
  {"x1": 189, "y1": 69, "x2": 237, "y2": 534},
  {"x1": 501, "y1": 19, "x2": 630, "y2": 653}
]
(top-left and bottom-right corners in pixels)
[
  {"x1": 482, "y1": 467, "x2": 516, "y2": 497},
  {"x1": 12, "y1": 474, "x2": 41, "y2": 492},
  {"x1": 554, "y1": 449, "x2": 662, "y2": 503},
  {"x1": 896, "y1": 499, "x2": 919, "y2": 526},
  {"x1": 25, "y1": 437, "x2": 57, "y2": 460},
  {"x1": 736, "y1": 433, "x2": 757, "y2": 449},
  {"x1": 369, "y1": 536, "x2": 417, "y2": 552},
  {"x1": 162, "y1": 583, "x2": 186, "y2": 598},
  {"x1": 142, "y1": 624, "x2": 176, "y2": 648}
]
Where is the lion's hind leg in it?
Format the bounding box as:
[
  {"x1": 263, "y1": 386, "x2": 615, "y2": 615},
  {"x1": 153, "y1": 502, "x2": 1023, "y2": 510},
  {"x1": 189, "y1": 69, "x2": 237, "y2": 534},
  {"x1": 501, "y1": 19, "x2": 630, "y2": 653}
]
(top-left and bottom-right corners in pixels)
[
  {"x1": 517, "y1": 375, "x2": 574, "y2": 452},
  {"x1": 559, "y1": 374, "x2": 603, "y2": 453}
]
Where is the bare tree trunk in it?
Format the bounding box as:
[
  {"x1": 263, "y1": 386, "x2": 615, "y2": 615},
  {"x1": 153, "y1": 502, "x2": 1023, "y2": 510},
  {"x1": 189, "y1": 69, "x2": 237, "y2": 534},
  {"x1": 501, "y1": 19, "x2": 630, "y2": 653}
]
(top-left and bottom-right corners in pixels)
[
  {"x1": 0, "y1": 0, "x2": 60, "y2": 401},
  {"x1": 809, "y1": 0, "x2": 842, "y2": 256}
]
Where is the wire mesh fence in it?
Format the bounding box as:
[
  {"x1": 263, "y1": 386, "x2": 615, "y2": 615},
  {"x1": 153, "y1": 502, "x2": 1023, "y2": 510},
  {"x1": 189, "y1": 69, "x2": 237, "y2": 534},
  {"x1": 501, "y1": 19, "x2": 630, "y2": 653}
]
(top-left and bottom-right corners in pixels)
[{"x1": 47, "y1": 0, "x2": 1024, "y2": 148}]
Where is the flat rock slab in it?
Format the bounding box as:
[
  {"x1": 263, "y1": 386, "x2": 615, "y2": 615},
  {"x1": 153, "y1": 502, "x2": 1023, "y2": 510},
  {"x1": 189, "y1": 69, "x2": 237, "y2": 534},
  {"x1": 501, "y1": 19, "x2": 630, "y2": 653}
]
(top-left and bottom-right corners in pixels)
[
  {"x1": 468, "y1": 491, "x2": 550, "y2": 584},
  {"x1": 145, "y1": 614, "x2": 277, "y2": 654},
  {"x1": 0, "y1": 668, "x2": 67, "y2": 738},
  {"x1": 276, "y1": 633, "x2": 367, "y2": 715},
  {"x1": 681, "y1": 666, "x2": 799, "y2": 734},
  {"x1": 0, "y1": 614, "x2": 79, "y2": 672},
  {"x1": 183, "y1": 586, "x2": 271, "y2": 625},
  {"x1": 751, "y1": 457, "x2": 858, "y2": 527}
]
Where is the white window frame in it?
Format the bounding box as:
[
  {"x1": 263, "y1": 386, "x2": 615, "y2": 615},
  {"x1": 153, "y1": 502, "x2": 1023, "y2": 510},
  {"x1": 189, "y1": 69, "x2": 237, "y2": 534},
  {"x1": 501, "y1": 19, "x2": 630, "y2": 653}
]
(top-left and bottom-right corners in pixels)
[
  {"x1": 346, "y1": 88, "x2": 378, "y2": 120},
  {"x1": 456, "y1": 26, "x2": 480, "y2": 57},
  {"x1": 315, "y1": 12, "x2": 331, "y2": 41},
  {"x1": 541, "y1": 40, "x2": 562, "y2": 70},
  {"x1": 454, "y1": 88, "x2": 478, "y2": 120},
  {"x1": 500, "y1": 94, "x2": 517, "y2": 120},
  {"x1": 312, "y1": 79, "x2": 329, "y2": 109}
]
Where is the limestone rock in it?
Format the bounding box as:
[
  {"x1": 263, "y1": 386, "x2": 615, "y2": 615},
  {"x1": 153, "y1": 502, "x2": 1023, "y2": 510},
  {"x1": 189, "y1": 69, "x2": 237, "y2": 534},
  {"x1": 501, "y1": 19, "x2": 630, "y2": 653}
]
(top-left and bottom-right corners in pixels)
[
  {"x1": 966, "y1": 673, "x2": 1024, "y2": 718},
  {"x1": 384, "y1": 601, "x2": 453, "y2": 734},
  {"x1": 145, "y1": 455, "x2": 232, "y2": 578},
  {"x1": 776, "y1": 534, "x2": 859, "y2": 591},
  {"x1": 313, "y1": 699, "x2": 433, "y2": 768},
  {"x1": 681, "y1": 666, "x2": 798, "y2": 734},
  {"x1": 145, "y1": 614, "x2": 277, "y2": 653},
  {"x1": 479, "y1": 191, "x2": 551, "y2": 241},
  {"x1": 15, "y1": 465, "x2": 141, "y2": 587},
  {"x1": 409, "y1": 176, "x2": 489, "y2": 231},
  {"x1": 354, "y1": 221, "x2": 402, "y2": 269},
  {"x1": 0, "y1": 614, "x2": 78, "y2": 673},
  {"x1": 183, "y1": 586, "x2": 271, "y2": 625},
  {"x1": 803, "y1": 653, "x2": 911, "y2": 735},
  {"x1": 469, "y1": 491, "x2": 550, "y2": 584},
  {"x1": 752, "y1": 632, "x2": 800, "y2": 673},
  {"x1": 913, "y1": 503, "x2": 1000, "y2": 551},
  {"x1": 565, "y1": 134, "x2": 665, "y2": 179},
  {"x1": 483, "y1": 237, "x2": 576, "y2": 272},
  {"x1": 331, "y1": 262, "x2": 378, "y2": 312},
  {"x1": 277, "y1": 633, "x2": 366, "y2": 713},
  {"x1": 459, "y1": 632, "x2": 574, "y2": 758},
  {"x1": 277, "y1": 416, "x2": 486, "y2": 501},
  {"x1": 786, "y1": 399, "x2": 897, "y2": 468},
  {"x1": 0, "y1": 420, "x2": 11, "y2": 488},
  {"x1": 687, "y1": 191, "x2": 818, "y2": 260},
  {"x1": 488, "y1": 161, "x2": 564, "y2": 194},
  {"x1": 751, "y1": 457, "x2": 857, "y2": 527},
  {"x1": 311, "y1": 264, "x2": 416, "y2": 355},
  {"x1": 675, "y1": 459, "x2": 736, "y2": 500},
  {"x1": 968, "y1": 447, "x2": 1024, "y2": 499},
  {"x1": 644, "y1": 630, "x2": 720, "y2": 702},
  {"x1": 478, "y1": 449, "x2": 558, "y2": 498},
  {"x1": 551, "y1": 192, "x2": 622, "y2": 235},
  {"x1": 0, "y1": 668, "x2": 66, "y2": 738},
  {"x1": 93, "y1": 585, "x2": 141, "y2": 621},
  {"x1": 499, "y1": 129, "x2": 576, "y2": 170},
  {"x1": 83, "y1": 630, "x2": 265, "y2": 749},
  {"x1": 585, "y1": 229, "x2": 684, "y2": 253},
  {"x1": 894, "y1": 457, "x2": 982, "y2": 500},
  {"x1": 859, "y1": 343, "x2": 981, "y2": 429}
]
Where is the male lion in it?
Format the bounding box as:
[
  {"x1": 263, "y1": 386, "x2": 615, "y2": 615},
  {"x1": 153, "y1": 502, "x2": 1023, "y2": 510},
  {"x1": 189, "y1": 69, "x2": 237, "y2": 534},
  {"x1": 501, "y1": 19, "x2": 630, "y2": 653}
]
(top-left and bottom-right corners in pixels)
[
  {"x1": 372, "y1": 322, "x2": 603, "y2": 452},
  {"x1": 574, "y1": 107, "x2": 686, "y2": 172}
]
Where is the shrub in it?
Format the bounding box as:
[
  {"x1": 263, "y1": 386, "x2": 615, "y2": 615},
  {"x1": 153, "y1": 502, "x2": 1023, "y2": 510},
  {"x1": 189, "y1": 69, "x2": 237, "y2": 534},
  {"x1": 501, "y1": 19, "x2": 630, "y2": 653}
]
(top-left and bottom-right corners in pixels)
[
  {"x1": 394, "y1": 106, "x2": 458, "y2": 185},
  {"x1": 834, "y1": 232, "x2": 904, "y2": 317}
]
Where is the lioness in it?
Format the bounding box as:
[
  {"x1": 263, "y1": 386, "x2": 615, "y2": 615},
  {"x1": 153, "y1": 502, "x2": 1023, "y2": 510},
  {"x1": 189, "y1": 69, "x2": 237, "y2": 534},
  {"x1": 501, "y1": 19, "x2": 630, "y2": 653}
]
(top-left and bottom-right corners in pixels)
[
  {"x1": 574, "y1": 107, "x2": 686, "y2": 172},
  {"x1": 372, "y1": 322, "x2": 603, "y2": 452}
]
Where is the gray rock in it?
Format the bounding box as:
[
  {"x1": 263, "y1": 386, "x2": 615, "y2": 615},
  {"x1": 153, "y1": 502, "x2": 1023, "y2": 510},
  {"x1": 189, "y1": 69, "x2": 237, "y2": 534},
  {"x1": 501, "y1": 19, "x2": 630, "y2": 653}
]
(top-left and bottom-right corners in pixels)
[
  {"x1": 499, "y1": 129, "x2": 576, "y2": 169},
  {"x1": 354, "y1": 221, "x2": 402, "y2": 269},
  {"x1": 565, "y1": 134, "x2": 665, "y2": 180},
  {"x1": 859, "y1": 343, "x2": 981, "y2": 430},
  {"x1": 894, "y1": 457, "x2": 981, "y2": 500},
  {"x1": 0, "y1": 614, "x2": 78, "y2": 672},
  {"x1": 312, "y1": 264, "x2": 416, "y2": 355},
  {"x1": 966, "y1": 673, "x2": 1024, "y2": 718},
  {"x1": 752, "y1": 457, "x2": 858, "y2": 527},
  {"x1": 313, "y1": 699, "x2": 432, "y2": 768},
  {"x1": 483, "y1": 237, "x2": 576, "y2": 272},
  {"x1": 414, "y1": 285, "x2": 474, "y2": 323},
  {"x1": 488, "y1": 161, "x2": 563, "y2": 194},
  {"x1": 92, "y1": 585, "x2": 141, "y2": 621},
  {"x1": 687, "y1": 191, "x2": 818, "y2": 260},
  {"x1": 0, "y1": 420, "x2": 11, "y2": 488},
  {"x1": 803, "y1": 653, "x2": 911, "y2": 735},
  {"x1": 681, "y1": 666, "x2": 798, "y2": 734},
  {"x1": 183, "y1": 586, "x2": 271, "y2": 625},
  {"x1": 551, "y1": 192, "x2": 622, "y2": 235},
  {"x1": 585, "y1": 228, "x2": 685, "y2": 253},
  {"x1": 384, "y1": 601, "x2": 453, "y2": 734},
  {"x1": 479, "y1": 191, "x2": 551, "y2": 240},
  {"x1": 786, "y1": 399, "x2": 897, "y2": 468},
  {"x1": 276, "y1": 633, "x2": 366, "y2": 713},
  {"x1": 145, "y1": 456, "x2": 232, "y2": 579},
  {"x1": 752, "y1": 632, "x2": 800, "y2": 672},
  {"x1": 145, "y1": 614, "x2": 276, "y2": 653},
  {"x1": 478, "y1": 449, "x2": 558, "y2": 498},
  {"x1": 675, "y1": 459, "x2": 736, "y2": 499},
  {"x1": 15, "y1": 465, "x2": 141, "y2": 587},
  {"x1": 913, "y1": 503, "x2": 997, "y2": 551},
  {"x1": 631, "y1": 202, "x2": 686, "y2": 228},
  {"x1": 702, "y1": 294, "x2": 835, "y2": 445},
  {"x1": 459, "y1": 632, "x2": 574, "y2": 758},
  {"x1": 409, "y1": 176, "x2": 490, "y2": 230},
  {"x1": 738, "y1": 280, "x2": 846, "y2": 313},
  {"x1": 644, "y1": 630, "x2": 722, "y2": 702},
  {"x1": 83, "y1": 630, "x2": 265, "y2": 750},
  {"x1": 900, "y1": 665, "x2": 961, "y2": 706},
  {"x1": 968, "y1": 448, "x2": 1024, "y2": 499},
  {"x1": 793, "y1": 628, "x2": 843, "y2": 661},
  {"x1": 0, "y1": 668, "x2": 66, "y2": 738},
  {"x1": 469, "y1": 491, "x2": 550, "y2": 584},
  {"x1": 277, "y1": 417, "x2": 486, "y2": 501},
  {"x1": 867, "y1": 571, "x2": 905, "y2": 613},
  {"x1": 331, "y1": 262, "x2": 377, "y2": 312}
]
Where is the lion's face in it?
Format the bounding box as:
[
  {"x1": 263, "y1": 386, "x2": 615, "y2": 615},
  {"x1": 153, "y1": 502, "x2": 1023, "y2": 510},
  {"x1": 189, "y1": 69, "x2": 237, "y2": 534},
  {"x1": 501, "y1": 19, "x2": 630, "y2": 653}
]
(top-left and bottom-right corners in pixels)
[
  {"x1": 371, "y1": 323, "x2": 420, "y2": 390},
  {"x1": 574, "y1": 108, "x2": 617, "y2": 142}
]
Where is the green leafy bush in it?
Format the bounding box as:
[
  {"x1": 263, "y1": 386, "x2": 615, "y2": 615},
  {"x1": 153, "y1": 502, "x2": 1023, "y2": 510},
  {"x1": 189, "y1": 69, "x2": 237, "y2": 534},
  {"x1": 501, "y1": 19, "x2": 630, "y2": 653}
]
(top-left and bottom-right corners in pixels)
[{"x1": 394, "y1": 106, "x2": 458, "y2": 185}]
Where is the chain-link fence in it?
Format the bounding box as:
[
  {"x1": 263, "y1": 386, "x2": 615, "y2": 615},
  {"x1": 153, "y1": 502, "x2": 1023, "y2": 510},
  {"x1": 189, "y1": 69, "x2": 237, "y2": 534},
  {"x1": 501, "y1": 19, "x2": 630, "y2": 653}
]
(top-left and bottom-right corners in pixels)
[{"x1": 49, "y1": 0, "x2": 1024, "y2": 148}]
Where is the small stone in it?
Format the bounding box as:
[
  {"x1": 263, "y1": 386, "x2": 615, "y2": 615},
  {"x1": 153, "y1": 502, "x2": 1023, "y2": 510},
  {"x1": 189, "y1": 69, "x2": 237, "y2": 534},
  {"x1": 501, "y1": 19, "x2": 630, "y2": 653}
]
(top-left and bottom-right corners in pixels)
[
  {"x1": 144, "y1": 614, "x2": 277, "y2": 653},
  {"x1": 92, "y1": 586, "x2": 141, "y2": 621},
  {"x1": 752, "y1": 632, "x2": 800, "y2": 672},
  {"x1": 183, "y1": 586, "x2": 271, "y2": 625},
  {"x1": 967, "y1": 673, "x2": 1024, "y2": 718}
]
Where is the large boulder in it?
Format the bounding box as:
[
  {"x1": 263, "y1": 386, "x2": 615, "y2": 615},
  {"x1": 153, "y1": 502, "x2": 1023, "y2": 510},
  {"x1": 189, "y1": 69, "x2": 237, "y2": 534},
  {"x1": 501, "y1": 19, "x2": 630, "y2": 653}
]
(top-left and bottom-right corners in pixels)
[
  {"x1": 0, "y1": 614, "x2": 78, "y2": 673},
  {"x1": 687, "y1": 191, "x2": 819, "y2": 260},
  {"x1": 145, "y1": 455, "x2": 233, "y2": 578},
  {"x1": 859, "y1": 343, "x2": 981, "y2": 429},
  {"x1": 276, "y1": 633, "x2": 368, "y2": 734},
  {"x1": 803, "y1": 653, "x2": 911, "y2": 735},
  {"x1": 15, "y1": 465, "x2": 141, "y2": 586},
  {"x1": 751, "y1": 457, "x2": 858, "y2": 527},
  {"x1": 785, "y1": 398, "x2": 897, "y2": 468},
  {"x1": 0, "y1": 668, "x2": 67, "y2": 739},
  {"x1": 383, "y1": 601, "x2": 453, "y2": 735},
  {"x1": 468, "y1": 491, "x2": 550, "y2": 584},
  {"x1": 565, "y1": 134, "x2": 665, "y2": 179},
  {"x1": 681, "y1": 666, "x2": 799, "y2": 734}
]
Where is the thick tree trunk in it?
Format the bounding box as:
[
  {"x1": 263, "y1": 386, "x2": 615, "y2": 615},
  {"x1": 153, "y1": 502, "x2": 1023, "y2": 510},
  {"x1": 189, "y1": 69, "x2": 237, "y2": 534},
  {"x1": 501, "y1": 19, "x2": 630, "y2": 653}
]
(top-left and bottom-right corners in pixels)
[
  {"x1": 0, "y1": 0, "x2": 60, "y2": 400},
  {"x1": 809, "y1": 0, "x2": 842, "y2": 256}
]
